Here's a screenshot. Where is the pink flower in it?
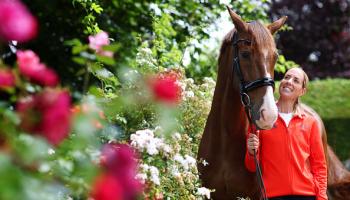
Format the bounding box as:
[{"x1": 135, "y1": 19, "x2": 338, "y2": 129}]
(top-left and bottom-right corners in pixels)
[
  {"x1": 90, "y1": 173, "x2": 123, "y2": 200},
  {"x1": 88, "y1": 31, "x2": 113, "y2": 57},
  {"x1": 16, "y1": 50, "x2": 58, "y2": 86},
  {"x1": 17, "y1": 89, "x2": 71, "y2": 146},
  {"x1": 150, "y1": 74, "x2": 181, "y2": 104},
  {"x1": 0, "y1": 69, "x2": 15, "y2": 88},
  {"x1": 0, "y1": 0, "x2": 38, "y2": 42},
  {"x1": 100, "y1": 143, "x2": 142, "y2": 200}
]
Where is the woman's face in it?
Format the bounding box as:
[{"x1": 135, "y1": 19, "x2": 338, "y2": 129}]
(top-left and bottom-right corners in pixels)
[{"x1": 279, "y1": 68, "x2": 306, "y2": 101}]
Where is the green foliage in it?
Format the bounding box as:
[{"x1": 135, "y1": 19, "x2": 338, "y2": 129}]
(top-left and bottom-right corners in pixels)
[
  {"x1": 275, "y1": 54, "x2": 299, "y2": 74},
  {"x1": 301, "y1": 79, "x2": 350, "y2": 119},
  {"x1": 232, "y1": 0, "x2": 270, "y2": 22}
]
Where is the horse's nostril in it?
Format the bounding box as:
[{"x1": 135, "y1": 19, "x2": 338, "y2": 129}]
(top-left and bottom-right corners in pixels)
[{"x1": 260, "y1": 109, "x2": 266, "y2": 121}]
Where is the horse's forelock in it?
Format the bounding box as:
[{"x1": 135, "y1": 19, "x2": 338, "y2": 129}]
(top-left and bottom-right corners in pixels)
[{"x1": 248, "y1": 21, "x2": 275, "y2": 51}]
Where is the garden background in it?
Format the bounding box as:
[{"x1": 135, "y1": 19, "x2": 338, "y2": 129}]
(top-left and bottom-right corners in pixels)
[{"x1": 0, "y1": 0, "x2": 349, "y2": 199}]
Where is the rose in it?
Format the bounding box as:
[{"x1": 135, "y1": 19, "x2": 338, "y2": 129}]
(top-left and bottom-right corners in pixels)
[
  {"x1": 0, "y1": 0, "x2": 38, "y2": 42},
  {"x1": 17, "y1": 89, "x2": 71, "y2": 146}
]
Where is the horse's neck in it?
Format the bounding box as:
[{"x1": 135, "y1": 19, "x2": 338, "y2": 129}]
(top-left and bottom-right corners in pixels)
[
  {"x1": 219, "y1": 40, "x2": 248, "y2": 137},
  {"x1": 211, "y1": 58, "x2": 248, "y2": 139}
]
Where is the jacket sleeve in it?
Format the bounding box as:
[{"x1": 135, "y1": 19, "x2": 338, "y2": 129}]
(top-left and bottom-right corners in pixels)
[
  {"x1": 244, "y1": 127, "x2": 259, "y2": 172},
  {"x1": 309, "y1": 119, "x2": 328, "y2": 200}
]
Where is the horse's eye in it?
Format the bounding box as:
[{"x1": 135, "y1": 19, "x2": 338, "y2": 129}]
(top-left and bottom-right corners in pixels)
[
  {"x1": 240, "y1": 51, "x2": 251, "y2": 59},
  {"x1": 244, "y1": 41, "x2": 251, "y2": 46}
]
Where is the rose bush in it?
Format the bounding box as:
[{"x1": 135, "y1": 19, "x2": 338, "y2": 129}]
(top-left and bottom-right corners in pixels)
[{"x1": 0, "y1": 1, "x2": 217, "y2": 199}]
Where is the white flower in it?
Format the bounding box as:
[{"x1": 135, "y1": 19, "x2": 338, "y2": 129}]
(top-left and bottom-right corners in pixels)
[
  {"x1": 202, "y1": 159, "x2": 209, "y2": 167},
  {"x1": 177, "y1": 81, "x2": 187, "y2": 91},
  {"x1": 203, "y1": 77, "x2": 215, "y2": 85},
  {"x1": 197, "y1": 187, "x2": 211, "y2": 199},
  {"x1": 135, "y1": 173, "x2": 147, "y2": 184},
  {"x1": 131, "y1": 129, "x2": 172, "y2": 156},
  {"x1": 149, "y1": 3, "x2": 162, "y2": 16},
  {"x1": 174, "y1": 154, "x2": 196, "y2": 171},
  {"x1": 173, "y1": 132, "x2": 181, "y2": 140},
  {"x1": 185, "y1": 78, "x2": 194, "y2": 85},
  {"x1": 184, "y1": 91, "x2": 195, "y2": 98},
  {"x1": 149, "y1": 166, "x2": 160, "y2": 185},
  {"x1": 48, "y1": 148, "x2": 55, "y2": 155},
  {"x1": 160, "y1": 143, "x2": 172, "y2": 154},
  {"x1": 170, "y1": 165, "x2": 181, "y2": 178},
  {"x1": 96, "y1": 68, "x2": 113, "y2": 78},
  {"x1": 184, "y1": 155, "x2": 196, "y2": 168},
  {"x1": 140, "y1": 163, "x2": 150, "y2": 171}
]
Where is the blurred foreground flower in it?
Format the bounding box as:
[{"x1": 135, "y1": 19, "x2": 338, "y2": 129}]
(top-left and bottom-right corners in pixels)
[
  {"x1": 0, "y1": 69, "x2": 15, "y2": 88},
  {"x1": 88, "y1": 31, "x2": 113, "y2": 57},
  {"x1": 71, "y1": 103, "x2": 105, "y2": 129},
  {"x1": 16, "y1": 50, "x2": 58, "y2": 86},
  {"x1": 91, "y1": 173, "x2": 123, "y2": 200},
  {"x1": 98, "y1": 143, "x2": 142, "y2": 200},
  {"x1": 150, "y1": 74, "x2": 181, "y2": 104},
  {"x1": 17, "y1": 89, "x2": 71, "y2": 146},
  {"x1": 0, "y1": 0, "x2": 38, "y2": 42}
]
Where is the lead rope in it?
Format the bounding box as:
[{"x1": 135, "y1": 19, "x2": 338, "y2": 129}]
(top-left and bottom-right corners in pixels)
[{"x1": 246, "y1": 106, "x2": 268, "y2": 200}]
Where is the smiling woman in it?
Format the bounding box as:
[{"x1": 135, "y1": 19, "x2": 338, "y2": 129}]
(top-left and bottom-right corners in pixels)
[{"x1": 246, "y1": 67, "x2": 328, "y2": 200}]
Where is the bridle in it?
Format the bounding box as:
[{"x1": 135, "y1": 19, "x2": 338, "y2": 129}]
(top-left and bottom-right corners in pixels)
[
  {"x1": 232, "y1": 32, "x2": 275, "y2": 112},
  {"x1": 232, "y1": 30, "x2": 275, "y2": 200}
]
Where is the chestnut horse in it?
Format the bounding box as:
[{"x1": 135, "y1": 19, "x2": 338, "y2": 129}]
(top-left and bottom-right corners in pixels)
[{"x1": 197, "y1": 7, "x2": 350, "y2": 200}]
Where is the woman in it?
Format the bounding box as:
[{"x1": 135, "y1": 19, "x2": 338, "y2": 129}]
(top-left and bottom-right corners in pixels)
[{"x1": 245, "y1": 67, "x2": 327, "y2": 200}]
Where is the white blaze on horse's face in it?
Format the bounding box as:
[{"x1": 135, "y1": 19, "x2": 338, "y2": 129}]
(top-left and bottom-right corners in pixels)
[{"x1": 255, "y1": 74, "x2": 278, "y2": 130}]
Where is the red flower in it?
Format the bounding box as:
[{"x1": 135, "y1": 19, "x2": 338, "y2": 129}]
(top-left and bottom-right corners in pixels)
[
  {"x1": 0, "y1": 0, "x2": 38, "y2": 42},
  {"x1": 17, "y1": 89, "x2": 71, "y2": 146},
  {"x1": 91, "y1": 173, "x2": 123, "y2": 200},
  {"x1": 16, "y1": 50, "x2": 58, "y2": 86},
  {"x1": 151, "y1": 74, "x2": 181, "y2": 104},
  {"x1": 100, "y1": 143, "x2": 142, "y2": 200},
  {"x1": 0, "y1": 69, "x2": 15, "y2": 88}
]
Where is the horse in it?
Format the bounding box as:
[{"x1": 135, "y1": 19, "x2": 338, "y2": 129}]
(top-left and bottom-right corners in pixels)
[{"x1": 197, "y1": 7, "x2": 350, "y2": 200}]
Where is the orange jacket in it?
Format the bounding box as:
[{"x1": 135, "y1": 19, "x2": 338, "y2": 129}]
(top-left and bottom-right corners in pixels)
[{"x1": 245, "y1": 113, "x2": 327, "y2": 200}]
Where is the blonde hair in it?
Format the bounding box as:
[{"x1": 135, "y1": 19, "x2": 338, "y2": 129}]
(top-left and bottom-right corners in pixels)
[{"x1": 292, "y1": 67, "x2": 310, "y2": 115}]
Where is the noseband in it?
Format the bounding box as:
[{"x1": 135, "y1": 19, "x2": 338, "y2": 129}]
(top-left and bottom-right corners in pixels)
[{"x1": 232, "y1": 31, "x2": 275, "y2": 110}]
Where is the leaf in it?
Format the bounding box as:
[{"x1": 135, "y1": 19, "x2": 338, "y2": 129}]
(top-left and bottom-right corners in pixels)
[
  {"x1": 88, "y1": 86, "x2": 104, "y2": 97},
  {"x1": 102, "y1": 44, "x2": 121, "y2": 52},
  {"x1": 72, "y1": 57, "x2": 87, "y2": 65},
  {"x1": 90, "y1": 3, "x2": 103, "y2": 14},
  {"x1": 72, "y1": 45, "x2": 89, "y2": 54},
  {"x1": 96, "y1": 55, "x2": 116, "y2": 66},
  {"x1": 64, "y1": 39, "x2": 82, "y2": 47}
]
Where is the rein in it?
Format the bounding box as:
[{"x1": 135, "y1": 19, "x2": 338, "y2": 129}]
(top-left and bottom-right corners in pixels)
[{"x1": 232, "y1": 31, "x2": 273, "y2": 200}]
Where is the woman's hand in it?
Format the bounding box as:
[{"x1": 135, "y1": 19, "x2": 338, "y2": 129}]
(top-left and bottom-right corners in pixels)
[{"x1": 247, "y1": 133, "x2": 259, "y2": 155}]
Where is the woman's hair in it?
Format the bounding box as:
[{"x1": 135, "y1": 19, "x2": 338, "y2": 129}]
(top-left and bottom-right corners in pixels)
[{"x1": 293, "y1": 67, "x2": 310, "y2": 115}]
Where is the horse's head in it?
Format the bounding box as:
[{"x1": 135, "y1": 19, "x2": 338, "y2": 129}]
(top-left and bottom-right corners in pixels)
[{"x1": 227, "y1": 7, "x2": 287, "y2": 130}]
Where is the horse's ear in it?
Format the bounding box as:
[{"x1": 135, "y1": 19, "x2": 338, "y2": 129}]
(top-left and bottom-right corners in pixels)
[
  {"x1": 267, "y1": 16, "x2": 288, "y2": 35},
  {"x1": 226, "y1": 6, "x2": 248, "y2": 33}
]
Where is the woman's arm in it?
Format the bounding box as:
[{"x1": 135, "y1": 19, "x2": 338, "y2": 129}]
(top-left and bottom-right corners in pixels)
[{"x1": 309, "y1": 119, "x2": 328, "y2": 200}]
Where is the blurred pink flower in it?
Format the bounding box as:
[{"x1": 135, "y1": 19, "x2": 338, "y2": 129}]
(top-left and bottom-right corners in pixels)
[
  {"x1": 16, "y1": 50, "x2": 58, "y2": 86},
  {"x1": 100, "y1": 143, "x2": 142, "y2": 200},
  {"x1": 0, "y1": 69, "x2": 15, "y2": 88},
  {"x1": 88, "y1": 31, "x2": 113, "y2": 57},
  {"x1": 0, "y1": 0, "x2": 38, "y2": 42},
  {"x1": 17, "y1": 89, "x2": 71, "y2": 146},
  {"x1": 150, "y1": 74, "x2": 181, "y2": 104},
  {"x1": 91, "y1": 173, "x2": 123, "y2": 200}
]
